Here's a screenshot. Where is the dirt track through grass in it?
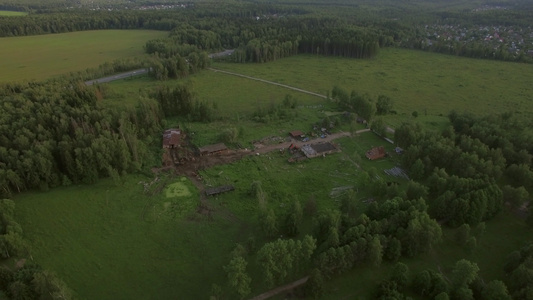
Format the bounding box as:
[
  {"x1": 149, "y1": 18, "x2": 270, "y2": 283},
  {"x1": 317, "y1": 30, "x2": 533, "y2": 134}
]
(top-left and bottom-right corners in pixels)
[{"x1": 209, "y1": 68, "x2": 328, "y2": 99}]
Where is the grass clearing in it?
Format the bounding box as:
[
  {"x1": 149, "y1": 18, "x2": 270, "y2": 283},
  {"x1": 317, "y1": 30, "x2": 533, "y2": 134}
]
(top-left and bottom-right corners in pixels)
[
  {"x1": 14, "y1": 175, "x2": 245, "y2": 300},
  {"x1": 212, "y1": 48, "x2": 533, "y2": 118},
  {"x1": 0, "y1": 30, "x2": 167, "y2": 82},
  {"x1": 0, "y1": 10, "x2": 27, "y2": 16},
  {"x1": 104, "y1": 70, "x2": 327, "y2": 117}
]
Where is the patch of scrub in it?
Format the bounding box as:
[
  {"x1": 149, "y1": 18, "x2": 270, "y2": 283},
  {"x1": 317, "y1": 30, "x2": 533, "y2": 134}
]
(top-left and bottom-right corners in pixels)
[{"x1": 165, "y1": 178, "x2": 192, "y2": 198}]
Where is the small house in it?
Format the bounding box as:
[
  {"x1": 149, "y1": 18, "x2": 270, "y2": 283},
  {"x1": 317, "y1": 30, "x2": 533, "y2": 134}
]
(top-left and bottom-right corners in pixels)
[
  {"x1": 289, "y1": 130, "x2": 305, "y2": 138},
  {"x1": 365, "y1": 146, "x2": 386, "y2": 160},
  {"x1": 311, "y1": 143, "x2": 337, "y2": 155},
  {"x1": 302, "y1": 142, "x2": 338, "y2": 158},
  {"x1": 163, "y1": 128, "x2": 183, "y2": 149}
]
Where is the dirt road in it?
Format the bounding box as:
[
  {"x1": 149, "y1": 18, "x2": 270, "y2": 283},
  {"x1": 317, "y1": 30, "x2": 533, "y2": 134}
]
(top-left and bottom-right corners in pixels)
[
  {"x1": 249, "y1": 276, "x2": 309, "y2": 300},
  {"x1": 209, "y1": 68, "x2": 327, "y2": 99},
  {"x1": 253, "y1": 129, "x2": 369, "y2": 155}
]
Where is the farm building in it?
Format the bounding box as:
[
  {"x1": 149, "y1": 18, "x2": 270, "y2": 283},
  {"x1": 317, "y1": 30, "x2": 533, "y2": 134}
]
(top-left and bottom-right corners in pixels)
[
  {"x1": 163, "y1": 128, "x2": 183, "y2": 149},
  {"x1": 312, "y1": 143, "x2": 337, "y2": 155},
  {"x1": 365, "y1": 146, "x2": 386, "y2": 160},
  {"x1": 301, "y1": 142, "x2": 338, "y2": 158},
  {"x1": 289, "y1": 130, "x2": 305, "y2": 138},
  {"x1": 198, "y1": 143, "x2": 228, "y2": 156},
  {"x1": 205, "y1": 185, "x2": 235, "y2": 196}
]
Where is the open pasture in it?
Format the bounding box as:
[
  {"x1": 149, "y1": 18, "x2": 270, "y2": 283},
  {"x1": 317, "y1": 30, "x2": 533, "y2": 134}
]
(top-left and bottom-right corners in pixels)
[
  {"x1": 0, "y1": 30, "x2": 167, "y2": 82},
  {"x1": 14, "y1": 175, "x2": 242, "y2": 300},
  {"x1": 105, "y1": 70, "x2": 327, "y2": 117},
  {"x1": 212, "y1": 48, "x2": 533, "y2": 118}
]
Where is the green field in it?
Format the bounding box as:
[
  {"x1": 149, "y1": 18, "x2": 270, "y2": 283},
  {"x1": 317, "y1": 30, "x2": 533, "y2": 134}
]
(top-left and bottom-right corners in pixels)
[
  {"x1": 14, "y1": 175, "x2": 245, "y2": 299},
  {"x1": 106, "y1": 47, "x2": 533, "y2": 131},
  {"x1": 212, "y1": 48, "x2": 533, "y2": 118},
  {"x1": 0, "y1": 10, "x2": 27, "y2": 16},
  {"x1": 0, "y1": 30, "x2": 167, "y2": 82}
]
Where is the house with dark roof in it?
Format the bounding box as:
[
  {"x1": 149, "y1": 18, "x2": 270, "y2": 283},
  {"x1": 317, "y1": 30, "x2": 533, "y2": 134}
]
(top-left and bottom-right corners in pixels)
[{"x1": 301, "y1": 142, "x2": 339, "y2": 158}]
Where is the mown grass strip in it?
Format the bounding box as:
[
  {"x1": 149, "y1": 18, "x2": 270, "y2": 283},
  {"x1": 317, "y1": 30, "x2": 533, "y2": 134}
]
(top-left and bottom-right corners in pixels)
[{"x1": 0, "y1": 10, "x2": 28, "y2": 16}]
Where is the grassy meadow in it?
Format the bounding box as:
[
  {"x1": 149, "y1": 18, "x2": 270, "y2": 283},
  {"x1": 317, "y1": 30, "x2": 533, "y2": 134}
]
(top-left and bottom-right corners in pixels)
[
  {"x1": 0, "y1": 10, "x2": 27, "y2": 16},
  {"x1": 14, "y1": 175, "x2": 246, "y2": 299},
  {"x1": 105, "y1": 47, "x2": 533, "y2": 136},
  {"x1": 0, "y1": 30, "x2": 167, "y2": 82},
  {"x1": 212, "y1": 48, "x2": 533, "y2": 119}
]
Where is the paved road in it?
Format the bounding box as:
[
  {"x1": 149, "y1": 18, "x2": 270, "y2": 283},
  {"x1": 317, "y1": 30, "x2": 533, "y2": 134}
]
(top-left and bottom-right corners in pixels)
[
  {"x1": 84, "y1": 68, "x2": 149, "y2": 85},
  {"x1": 209, "y1": 68, "x2": 328, "y2": 99}
]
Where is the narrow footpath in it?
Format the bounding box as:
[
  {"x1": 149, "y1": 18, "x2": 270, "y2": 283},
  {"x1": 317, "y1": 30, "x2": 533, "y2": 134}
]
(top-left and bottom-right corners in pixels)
[{"x1": 209, "y1": 68, "x2": 327, "y2": 99}]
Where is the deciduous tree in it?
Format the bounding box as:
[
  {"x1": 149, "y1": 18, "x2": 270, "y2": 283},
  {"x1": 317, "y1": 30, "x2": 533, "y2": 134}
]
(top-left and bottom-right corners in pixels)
[{"x1": 224, "y1": 256, "x2": 251, "y2": 299}]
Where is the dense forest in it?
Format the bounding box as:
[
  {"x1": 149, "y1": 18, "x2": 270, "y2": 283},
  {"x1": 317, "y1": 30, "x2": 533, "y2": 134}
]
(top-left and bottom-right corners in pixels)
[{"x1": 0, "y1": 79, "x2": 162, "y2": 196}]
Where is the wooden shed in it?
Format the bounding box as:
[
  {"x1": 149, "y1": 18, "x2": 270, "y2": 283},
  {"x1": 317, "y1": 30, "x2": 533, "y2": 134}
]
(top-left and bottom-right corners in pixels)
[
  {"x1": 198, "y1": 143, "x2": 228, "y2": 156},
  {"x1": 289, "y1": 130, "x2": 305, "y2": 138}
]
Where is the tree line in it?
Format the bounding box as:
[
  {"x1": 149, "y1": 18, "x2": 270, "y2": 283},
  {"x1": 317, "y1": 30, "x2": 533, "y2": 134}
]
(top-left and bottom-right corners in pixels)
[
  {"x1": 0, "y1": 79, "x2": 163, "y2": 197},
  {"x1": 1, "y1": 1, "x2": 532, "y2": 64},
  {"x1": 0, "y1": 199, "x2": 73, "y2": 299},
  {"x1": 219, "y1": 174, "x2": 444, "y2": 298},
  {"x1": 395, "y1": 111, "x2": 533, "y2": 227}
]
